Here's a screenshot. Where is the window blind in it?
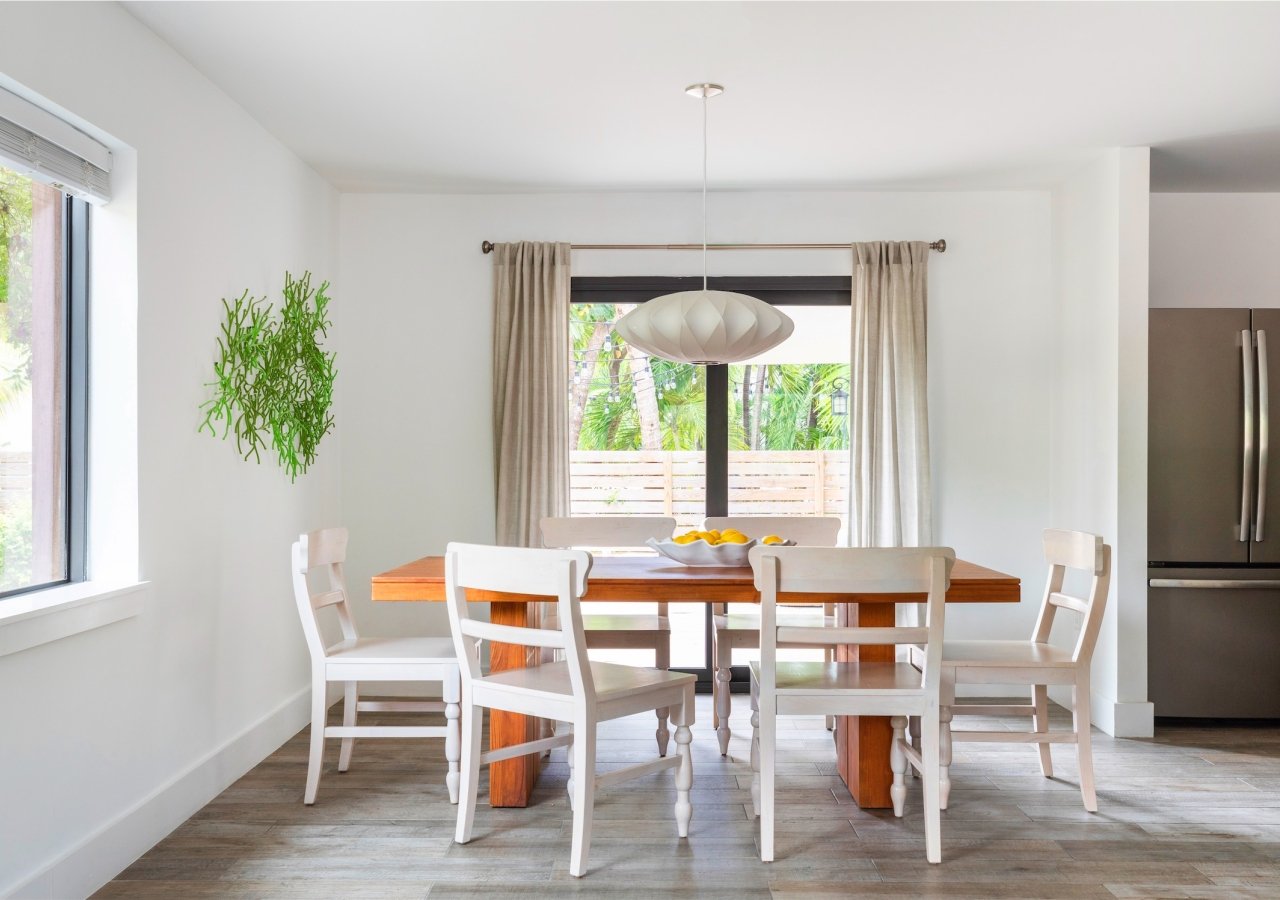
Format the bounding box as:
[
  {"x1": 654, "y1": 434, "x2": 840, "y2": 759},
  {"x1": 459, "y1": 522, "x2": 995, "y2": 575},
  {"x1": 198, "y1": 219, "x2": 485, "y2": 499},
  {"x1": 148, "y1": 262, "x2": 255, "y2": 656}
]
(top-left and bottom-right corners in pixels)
[{"x1": 0, "y1": 87, "x2": 111, "y2": 204}]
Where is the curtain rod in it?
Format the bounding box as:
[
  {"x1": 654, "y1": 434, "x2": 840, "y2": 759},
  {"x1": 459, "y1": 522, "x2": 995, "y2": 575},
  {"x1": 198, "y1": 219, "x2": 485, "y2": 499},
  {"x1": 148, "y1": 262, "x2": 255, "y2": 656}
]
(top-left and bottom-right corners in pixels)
[{"x1": 480, "y1": 239, "x2": 946, "y2": 254}]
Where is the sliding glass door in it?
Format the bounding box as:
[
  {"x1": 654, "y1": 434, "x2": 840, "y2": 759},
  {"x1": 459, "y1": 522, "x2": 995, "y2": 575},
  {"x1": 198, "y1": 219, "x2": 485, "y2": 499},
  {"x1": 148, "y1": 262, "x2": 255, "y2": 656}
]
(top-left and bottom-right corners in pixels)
[{"x1": 568, "y1": 277, "x2": 851, "y2": 685}]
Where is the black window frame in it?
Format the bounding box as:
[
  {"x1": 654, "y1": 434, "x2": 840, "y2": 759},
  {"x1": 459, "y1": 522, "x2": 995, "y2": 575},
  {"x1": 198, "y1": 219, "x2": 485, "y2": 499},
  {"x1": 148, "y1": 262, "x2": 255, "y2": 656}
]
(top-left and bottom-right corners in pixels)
[
  {"x1": 570, "y1": 276, "x2": 850, "y2": 688},
  {"x1": 0, "y1": 192, "x2": 89, "y2": 599}
]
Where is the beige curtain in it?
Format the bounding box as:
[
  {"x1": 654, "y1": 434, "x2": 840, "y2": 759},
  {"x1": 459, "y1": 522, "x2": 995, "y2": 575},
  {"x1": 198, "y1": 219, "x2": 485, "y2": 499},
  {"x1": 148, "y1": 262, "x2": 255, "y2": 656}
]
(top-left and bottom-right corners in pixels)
[
  {"x1": 492, "y1": 241, "x2": 572, "y2": 548},
  {"x1": 849, "y1": 241, "x2": 933, "y2": 548}
]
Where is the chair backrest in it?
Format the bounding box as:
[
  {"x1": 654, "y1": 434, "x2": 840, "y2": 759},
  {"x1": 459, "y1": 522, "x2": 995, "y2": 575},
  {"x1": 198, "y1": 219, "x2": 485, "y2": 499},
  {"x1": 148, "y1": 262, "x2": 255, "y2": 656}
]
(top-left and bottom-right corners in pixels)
[
  {"x1": 444, "y1": 542, "x2": 596, "y2": 699},
  {"x1": 703, "y1": 516, "x2": 841, "y2": 547},
  {"x1": 290, "y1": 527, "x2": 358, "y2": 666},
  {"x1": 1031, "y1": 529, "x2": 1112, "y2": 665},
  {"x1": 540, "y1": 515, "x2": 676, "y2": 549},
  {"x1": 707, "y1": 516, "x2": 842, "y2": 613},
  {"x1": 749, "y1": 545, "x2": 955, "y2": 695}
]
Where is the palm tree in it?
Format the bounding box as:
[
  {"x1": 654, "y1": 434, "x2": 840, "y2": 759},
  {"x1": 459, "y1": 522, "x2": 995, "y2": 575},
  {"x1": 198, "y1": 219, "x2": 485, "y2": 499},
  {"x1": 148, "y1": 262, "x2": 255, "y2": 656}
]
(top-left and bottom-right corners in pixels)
[
  {"x1": 728, "y1": 363, "x2": 850, "y2": 451},
  {"x1": 570, "y1": 304, "x2": 849, "y2": 453}
]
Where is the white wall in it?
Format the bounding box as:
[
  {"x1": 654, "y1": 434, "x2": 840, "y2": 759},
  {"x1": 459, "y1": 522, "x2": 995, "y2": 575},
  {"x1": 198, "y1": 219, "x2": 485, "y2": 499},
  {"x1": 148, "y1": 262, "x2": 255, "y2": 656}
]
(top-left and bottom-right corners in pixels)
[
  {"x1": 338, "y1": 190, "x2": 1055, "y2": 650},
  {"x1": 1150, "y1": 193, "x2": 1280, "y2": 308},
  {"x1": 0, "y1": 4, "x2": 339, "y2": 896},
  {"x1": 1049, "y1": 149, "x2": 1153, "y2": 738}
]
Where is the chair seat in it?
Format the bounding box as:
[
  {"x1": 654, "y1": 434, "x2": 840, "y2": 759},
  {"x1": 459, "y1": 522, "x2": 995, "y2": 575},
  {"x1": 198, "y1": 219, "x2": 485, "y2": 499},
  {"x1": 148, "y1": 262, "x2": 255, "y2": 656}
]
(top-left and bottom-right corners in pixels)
[
  {"x1": 750, "y1": 660, "x2": 924, "y2": 694},
  {"x1": 326, "y1": 636, "x2": 457, "y2": 664},
  {"x1": 483, "y1": 659, "x2": 694, "y2": 701},
  {"x1": 583, "y1": 614, "x2": 671, "y2": 633},
  {"x1": 913, "y1": 639, "x2": 1075, "y2": 669},
  {"x1": 714, "y1": 612, "x2": 834, "y2": 632}
]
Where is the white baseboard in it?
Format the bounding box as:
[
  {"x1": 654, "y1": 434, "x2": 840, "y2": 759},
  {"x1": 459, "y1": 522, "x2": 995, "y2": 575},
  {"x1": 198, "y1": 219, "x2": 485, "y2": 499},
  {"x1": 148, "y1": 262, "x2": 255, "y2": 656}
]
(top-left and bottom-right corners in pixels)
[
  {"x1": 1044, "y1": 685, "x2": 1154, "y2": 737},
  {"x1": 1091, "y1": 695, "x2": 1155, "y2": 738},
  {"x1": 5, "y1": 685, "x2": 312, "y2": 899}
]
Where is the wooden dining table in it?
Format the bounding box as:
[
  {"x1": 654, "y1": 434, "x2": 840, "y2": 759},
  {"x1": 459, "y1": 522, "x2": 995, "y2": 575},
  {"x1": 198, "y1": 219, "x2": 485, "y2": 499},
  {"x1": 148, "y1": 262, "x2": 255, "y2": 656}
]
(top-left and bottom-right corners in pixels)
[{"x1": 372, "y1": 554, "x2": 1020, "y2": 809}]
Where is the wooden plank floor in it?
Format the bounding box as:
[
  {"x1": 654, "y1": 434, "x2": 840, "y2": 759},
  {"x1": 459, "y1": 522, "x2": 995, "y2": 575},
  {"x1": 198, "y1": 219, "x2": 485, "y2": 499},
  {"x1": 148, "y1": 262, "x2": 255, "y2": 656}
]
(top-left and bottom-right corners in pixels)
[{"x1": 97, "y1": 697, "x2": 1280, "y2": 898}]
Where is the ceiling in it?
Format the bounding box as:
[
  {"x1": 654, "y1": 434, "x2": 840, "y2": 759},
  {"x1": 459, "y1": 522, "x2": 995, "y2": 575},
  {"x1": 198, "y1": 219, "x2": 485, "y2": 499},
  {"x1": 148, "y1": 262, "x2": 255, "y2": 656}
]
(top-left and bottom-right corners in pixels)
[{"x1": 123, "y1": 1, "x2": 1280, "y2": 193}]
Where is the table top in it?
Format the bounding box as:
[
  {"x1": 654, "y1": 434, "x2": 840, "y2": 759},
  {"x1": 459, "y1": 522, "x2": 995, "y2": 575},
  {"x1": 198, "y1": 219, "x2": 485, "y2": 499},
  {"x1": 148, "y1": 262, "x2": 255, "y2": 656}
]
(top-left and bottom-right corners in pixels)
[{"x1": 371, "y1": 554, "x2": 1020, "y2": 605}]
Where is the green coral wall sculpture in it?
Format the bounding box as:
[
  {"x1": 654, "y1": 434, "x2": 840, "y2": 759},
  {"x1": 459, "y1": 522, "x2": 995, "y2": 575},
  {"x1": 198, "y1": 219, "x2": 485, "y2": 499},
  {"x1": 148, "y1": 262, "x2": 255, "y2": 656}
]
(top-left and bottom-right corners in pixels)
[{"x1": 200, "y1": 271, "x2": 336, "y2": 481}]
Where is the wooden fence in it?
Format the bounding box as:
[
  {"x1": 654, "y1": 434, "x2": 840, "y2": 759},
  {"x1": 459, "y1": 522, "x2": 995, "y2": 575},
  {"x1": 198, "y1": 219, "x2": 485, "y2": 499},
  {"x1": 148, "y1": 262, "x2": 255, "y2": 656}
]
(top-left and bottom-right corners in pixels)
[
  {"x1": 0, "y1": 451, "x2": 31, "y2": 513},
  {"x1": 569, "y1": 450, "x2": 848, "y2": 530}
]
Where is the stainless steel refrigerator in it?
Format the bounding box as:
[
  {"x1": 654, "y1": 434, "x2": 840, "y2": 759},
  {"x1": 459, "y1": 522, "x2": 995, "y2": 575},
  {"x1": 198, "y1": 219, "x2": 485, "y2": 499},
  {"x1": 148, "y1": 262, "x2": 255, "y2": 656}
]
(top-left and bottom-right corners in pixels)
[{"x1": 1149, "y1": 308, "x2": 1280, "y2": 718}]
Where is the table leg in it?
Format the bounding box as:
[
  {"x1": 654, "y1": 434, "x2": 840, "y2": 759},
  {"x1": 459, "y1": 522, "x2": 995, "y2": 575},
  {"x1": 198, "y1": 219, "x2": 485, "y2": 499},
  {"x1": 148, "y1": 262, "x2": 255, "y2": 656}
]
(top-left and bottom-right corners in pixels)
[
  {"x1": 486, "y1": 601, "x2": 541, "y2": 807},
  {"x1": 835, "y1": 602, "x2": 895, "y2": 808}
]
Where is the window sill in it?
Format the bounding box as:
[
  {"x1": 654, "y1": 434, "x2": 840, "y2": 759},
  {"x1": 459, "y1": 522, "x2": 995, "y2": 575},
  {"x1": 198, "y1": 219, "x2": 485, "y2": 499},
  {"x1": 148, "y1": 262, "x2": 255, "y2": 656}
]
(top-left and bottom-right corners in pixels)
[{"x1": 0, "y1": 579, "x2": 148, "y2": 657}]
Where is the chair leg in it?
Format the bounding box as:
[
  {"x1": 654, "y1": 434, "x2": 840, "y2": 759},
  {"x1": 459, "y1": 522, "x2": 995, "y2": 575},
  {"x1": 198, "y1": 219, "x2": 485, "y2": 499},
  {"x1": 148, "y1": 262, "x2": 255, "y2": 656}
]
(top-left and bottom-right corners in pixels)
[
  {"x1": 824, "y1": 646, "x2": 835, "y2": 732},
  {"x1": 715, "y1": 636, "x2": 732, "y2": 756},
  {"x1": 444, "y1": 671, "x2": 461, "y2": 804},
  {"x1": 939, "y1": 707, "x2": 953, "y2": 811},
  {"x1": 749, "y1": 675, "x2": 761, "y2": 818},
  {"x1": 338, "y1": 681, "x2": 357, "y2": 773},
  {"x1": 759, "y1": 693, "x2": 776, "y2": 863},
  {"x1": 673, "y1": 688, "x2": 694, "y2": 838},
  {"x1": 1034, "y1": 683, "x2": 1054, "y2": 778},
  {"x1": 711, "y1": 630, "x2": 720, "y2": 732},
  {"x1": 909, "y1": 715, "x2": 921, "y2": 779},
  {"x1": 1074, "y1": 677, "x2": 1098, "y2": 812},
  {"x1": 921, "y1": 710, "x2": 943, "y2": 864},
  {"x1": 304, "y1": 677, "x2": 327, "y2": 805},
  {"x1": 455, "y1": 704, "x2": 484, "y2": 844},
  {"x1": 565, "y1": 721, "x2": 575, "y2": 809},
  {"x1": 569, "y1": 721, "x2": 597, "y2": 878},
  {"x1": 656, "y1": 637, "x2": 671, "y2": 757},
  {"x1": 889, "y1": 716, "x2": 908, "y2": 817}
]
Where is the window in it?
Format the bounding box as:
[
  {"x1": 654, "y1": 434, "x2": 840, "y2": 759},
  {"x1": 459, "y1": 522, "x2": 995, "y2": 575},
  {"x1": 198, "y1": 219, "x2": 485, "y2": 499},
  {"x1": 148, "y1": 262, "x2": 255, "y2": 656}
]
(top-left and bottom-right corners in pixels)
[
  {"x1": 568, "y1": 277, "x2": 851, "y2": 682},
  {"x1": 0, "y1": 164, "x2": 88, "y2": 596}
]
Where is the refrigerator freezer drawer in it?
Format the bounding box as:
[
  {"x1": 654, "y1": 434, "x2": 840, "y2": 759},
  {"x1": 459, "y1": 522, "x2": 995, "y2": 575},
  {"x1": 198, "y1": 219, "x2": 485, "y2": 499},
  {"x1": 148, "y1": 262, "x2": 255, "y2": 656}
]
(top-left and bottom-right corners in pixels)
[{"x1": 1149, "y1": 577, "x2": 1280, "y2": 718}]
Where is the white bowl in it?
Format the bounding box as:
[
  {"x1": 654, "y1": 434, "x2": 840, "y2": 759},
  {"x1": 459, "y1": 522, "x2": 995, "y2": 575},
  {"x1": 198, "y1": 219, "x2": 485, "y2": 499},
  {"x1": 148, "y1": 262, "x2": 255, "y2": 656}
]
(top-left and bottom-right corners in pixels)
[{"x1": 646, "y1": 536, "x2": 757, "y2": 566}]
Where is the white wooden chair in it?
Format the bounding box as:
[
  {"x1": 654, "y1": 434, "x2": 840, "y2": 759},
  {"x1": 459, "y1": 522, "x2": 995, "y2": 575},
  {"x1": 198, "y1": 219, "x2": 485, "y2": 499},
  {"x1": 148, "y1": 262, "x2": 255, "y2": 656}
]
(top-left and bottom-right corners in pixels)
[
  {"x1": 539, "y1": 515, "x2": 676, "y2": 755},
  {"x1": 290, "y1": 528, "x2": 461, "y2": 806},
  {"x1": 705, "y1": 516, "x2": 842, "y2": 755},
  {"x1": 750, "y1": 545, "x2": 955, "y2": 864},
  {"x1": 444, "y1": 542, "x2": 696, "y2": 878},
  {"x1": 910, "y1": 529, "x2": 1111, "y2": 812}
]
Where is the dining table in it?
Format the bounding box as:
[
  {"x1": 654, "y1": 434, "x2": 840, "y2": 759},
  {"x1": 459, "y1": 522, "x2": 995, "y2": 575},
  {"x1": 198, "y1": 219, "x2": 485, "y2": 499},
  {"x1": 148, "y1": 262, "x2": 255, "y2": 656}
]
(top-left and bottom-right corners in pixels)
[{"x1": 371, "y1": 553, "x2": 1020, "y2": 809}]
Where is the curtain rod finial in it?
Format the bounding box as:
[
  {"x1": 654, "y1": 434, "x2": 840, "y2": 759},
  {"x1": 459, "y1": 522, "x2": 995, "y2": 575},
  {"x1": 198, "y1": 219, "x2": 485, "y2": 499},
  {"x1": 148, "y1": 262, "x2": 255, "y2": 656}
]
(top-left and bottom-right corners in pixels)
[
  {"x1": 482, "y1": 241, "x2": 496, "y2": 254},
  {"x1": 930, "y1": 239, "x2": 946, "y2": 253}
]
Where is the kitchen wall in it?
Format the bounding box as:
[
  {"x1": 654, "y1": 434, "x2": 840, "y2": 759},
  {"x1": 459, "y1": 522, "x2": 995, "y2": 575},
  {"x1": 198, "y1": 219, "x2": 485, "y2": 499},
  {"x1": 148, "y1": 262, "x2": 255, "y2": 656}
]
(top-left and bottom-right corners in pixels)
[
  {"x1": 0, "y1": 4, "x2": 339, "y2": 896},
  {"x1": 1049, "y1": 148, "x2": 1153, "y2": 738},
  {"x1": 338, "y1": 190, "x2": 1056, "y2": 654},
  {"x1": 1150, "y1": 193, "x2": 1280, "y2": 308}
]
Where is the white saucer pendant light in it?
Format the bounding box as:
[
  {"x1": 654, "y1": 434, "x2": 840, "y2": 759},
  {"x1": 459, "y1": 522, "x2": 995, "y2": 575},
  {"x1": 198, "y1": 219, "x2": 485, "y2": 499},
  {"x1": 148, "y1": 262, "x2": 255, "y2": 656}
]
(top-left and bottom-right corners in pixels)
[{"x1": 614, "y1": 84, "x2": 793, "y2": 366}]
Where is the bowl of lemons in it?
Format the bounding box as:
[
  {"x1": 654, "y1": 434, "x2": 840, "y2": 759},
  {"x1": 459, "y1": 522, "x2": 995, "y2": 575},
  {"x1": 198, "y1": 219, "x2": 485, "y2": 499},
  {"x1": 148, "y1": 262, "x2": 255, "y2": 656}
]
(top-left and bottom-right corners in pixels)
[{"x1": 646, "y1": 529, "x2": 792, "y2": 567}]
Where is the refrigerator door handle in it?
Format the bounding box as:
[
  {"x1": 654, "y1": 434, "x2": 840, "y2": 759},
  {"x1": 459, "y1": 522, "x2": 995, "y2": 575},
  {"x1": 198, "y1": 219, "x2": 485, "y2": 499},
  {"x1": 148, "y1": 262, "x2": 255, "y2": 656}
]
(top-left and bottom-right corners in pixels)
[
  {"x1": 1257, "y1": 330, "x2": 1270, "y2": 542},
  {"x1": 1242, "y1": 329, "x2": 1256, "y2": 542},
  {"x1": 1150, "y1": 578, "x2": 1280, "y2": 589}
]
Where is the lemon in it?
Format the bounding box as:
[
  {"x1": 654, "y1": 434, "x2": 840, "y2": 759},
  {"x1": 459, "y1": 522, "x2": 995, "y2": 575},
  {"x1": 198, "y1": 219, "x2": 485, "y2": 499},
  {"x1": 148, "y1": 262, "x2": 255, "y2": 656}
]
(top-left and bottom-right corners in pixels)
[
  {"x1": 721, "y1": 532, "x2": 749, "y2": 544},
  {"x1": 762, "y1": 535, "x2": 785, "y2": 545},
  {"x1": 673, "y1": 532, "x2": 698, "y2": 545}
]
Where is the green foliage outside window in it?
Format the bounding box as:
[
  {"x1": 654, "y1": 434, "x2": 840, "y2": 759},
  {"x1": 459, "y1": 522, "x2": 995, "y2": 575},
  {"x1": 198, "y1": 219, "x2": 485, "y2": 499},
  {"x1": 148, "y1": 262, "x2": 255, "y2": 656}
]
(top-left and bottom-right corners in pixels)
[
  {"x1": 570, "y1": 303, "x2": 849, "y2": 452},
  {"x1": 0, "y1": 169, "x2": 36, "y2": 589}
]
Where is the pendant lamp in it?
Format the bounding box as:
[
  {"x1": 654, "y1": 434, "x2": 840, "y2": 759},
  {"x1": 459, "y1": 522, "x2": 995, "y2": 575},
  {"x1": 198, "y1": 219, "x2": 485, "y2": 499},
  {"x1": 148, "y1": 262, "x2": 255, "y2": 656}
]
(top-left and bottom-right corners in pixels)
[{"x1": 613, "y1": 84, "x2": 793, "y2": 366}]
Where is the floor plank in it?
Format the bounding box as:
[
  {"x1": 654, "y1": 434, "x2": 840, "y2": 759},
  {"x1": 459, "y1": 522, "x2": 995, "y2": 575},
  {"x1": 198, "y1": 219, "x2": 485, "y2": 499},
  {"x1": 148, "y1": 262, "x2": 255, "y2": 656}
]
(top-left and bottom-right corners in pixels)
[{"x1": 94, "y1": 698, "x2": 1280, "y2": 898}]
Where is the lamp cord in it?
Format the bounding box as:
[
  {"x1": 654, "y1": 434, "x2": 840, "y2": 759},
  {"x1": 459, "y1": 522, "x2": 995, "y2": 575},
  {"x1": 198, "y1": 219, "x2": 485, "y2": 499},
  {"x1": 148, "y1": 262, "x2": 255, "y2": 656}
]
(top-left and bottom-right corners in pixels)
[{"x1": 702, "y1": 90, "x2": 708, "y2": 291}]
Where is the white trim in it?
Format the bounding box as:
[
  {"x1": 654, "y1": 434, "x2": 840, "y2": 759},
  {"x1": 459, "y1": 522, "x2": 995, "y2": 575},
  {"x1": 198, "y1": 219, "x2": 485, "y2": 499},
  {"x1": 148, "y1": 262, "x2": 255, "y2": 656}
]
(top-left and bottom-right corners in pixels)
[
  {"x1": 0, "y1": 581, "x2": 147, "y2": 657},
  {"x1": 1047, "y1": 685, "x2": 1154, "y2": 737},
  {"x1": 1091, "y1": 695, "x2": 1155, "y2": 738},
  {"x1": 3, "y1": 685, "x2": 312, "y2": 899}
]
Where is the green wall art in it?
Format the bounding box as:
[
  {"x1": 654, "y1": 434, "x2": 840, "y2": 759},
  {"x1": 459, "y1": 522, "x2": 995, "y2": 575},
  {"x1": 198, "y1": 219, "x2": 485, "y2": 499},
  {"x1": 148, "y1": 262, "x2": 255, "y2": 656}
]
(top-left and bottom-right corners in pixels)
[{"x1": 200, "y1": 271, "x2": 336, "y2": 481}]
